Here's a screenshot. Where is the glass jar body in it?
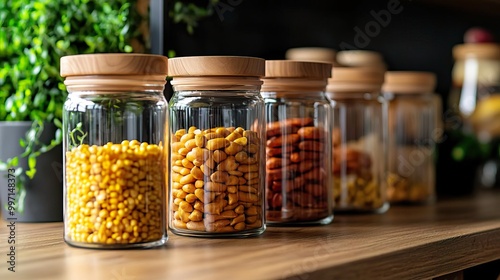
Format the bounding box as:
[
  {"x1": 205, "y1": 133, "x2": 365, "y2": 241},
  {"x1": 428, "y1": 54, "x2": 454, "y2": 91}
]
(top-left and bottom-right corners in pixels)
[
  {"x1": 328, "y1": 92, "x2": 388, "y2": 213},
  {"x1": 168, "y1": 90, "x2": 266, "y2": 237},
  {"x1": 63, "y1": 91, "x2": 168, "y2": 249},
  {"x1": 384, "y1": 93, "x2": 438, "y2": 204},
  {"x1": 262, "y1": 91, "x2": 333, "y2": 225}
]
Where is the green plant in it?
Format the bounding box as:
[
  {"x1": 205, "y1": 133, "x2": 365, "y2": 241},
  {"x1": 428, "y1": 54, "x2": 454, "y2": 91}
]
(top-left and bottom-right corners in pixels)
[
  {"x1": 170, "y1": 0, "x2": 218, "y2": 34},
  {"x1": 0, "y1": 0, "x2": 216, "y2": 213},
  {"x1": 0, "y1": 0, "x2": 144, "y2": 212}
]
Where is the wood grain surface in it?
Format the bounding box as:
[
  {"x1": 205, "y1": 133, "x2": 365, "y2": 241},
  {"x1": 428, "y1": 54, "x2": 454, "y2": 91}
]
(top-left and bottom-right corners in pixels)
[{"x1": 1, "y1": 190, "x2": 499, "y2": 280}]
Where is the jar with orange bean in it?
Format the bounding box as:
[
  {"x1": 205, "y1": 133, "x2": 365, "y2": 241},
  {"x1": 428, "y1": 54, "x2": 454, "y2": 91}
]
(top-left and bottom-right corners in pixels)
[
  {"x1": 60, "y1": 54, "x2": 169, "y2": 248},
  {"x1": 262, "y1": 60, "x2": 333, "y2": 225},
  {"x1": 168, "y1": 56, "x2": 266, "y2": 237},
  {"x1": 326, "y1": 67, "x2": 389, "y2": 213}
]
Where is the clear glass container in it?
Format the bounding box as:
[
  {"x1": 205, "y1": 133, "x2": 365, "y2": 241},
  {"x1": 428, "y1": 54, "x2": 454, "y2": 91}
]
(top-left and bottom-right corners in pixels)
[
  {"x1": 326, "y1": 67, "x2": 388, "y2": 213},
  {"x1": 444, "y1": 43, "x2": 500, "y2": 191},
  {"x1": 285, "y1": 47, "x2": 339, "y2": 66},
  {"x1": 382, "y1": 71, "x2": 439, "y2": 204},
  {"x1": 261, "y1": 60, "x2": 333, "y2": 225},
  {"x1": 336, "y1": 50, "x2": 386, "y2": 73},
  {"x1": 60, "y1": 54, "x2": 169, "y2": 248},
  {"x1": 168, "y1": 56, "x2": 266, "y2": 237}
]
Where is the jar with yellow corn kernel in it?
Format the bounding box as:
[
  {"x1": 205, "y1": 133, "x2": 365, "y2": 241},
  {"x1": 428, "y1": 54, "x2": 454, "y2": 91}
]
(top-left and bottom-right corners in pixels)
[
  {"x1": 382, "y1": 71, "x2": 440, "y2": 204},
  {"x1": 326, "y1": 67, "x2": 389, "y2": 213},
  {"x1": 168, "y1": 56, "x2": 266, "y2": 237},
  {"x1": 60, "y1": 54, "x2": 169, "y2": 248},
  {"x1": 261, "y1": 60, "x2": 333, "y2": 225}
]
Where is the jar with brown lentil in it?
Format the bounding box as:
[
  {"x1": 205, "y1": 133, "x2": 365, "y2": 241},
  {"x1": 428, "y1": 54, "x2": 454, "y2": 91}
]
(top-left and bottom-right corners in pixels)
[
  {"x1": 60, "y1": 54, "x2": 169, "y2": 248},
  {"x1": 262, "y1": 60, "x2": 333, "y2": 225},
  {"x1": 168, "y1": 56, "x2": 266, "y2": 237}
]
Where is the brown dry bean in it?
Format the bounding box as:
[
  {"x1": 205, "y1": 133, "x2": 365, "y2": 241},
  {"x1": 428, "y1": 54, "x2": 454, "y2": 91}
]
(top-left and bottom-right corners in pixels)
[
  {"x1": 266, "y1": 157, "x2": 290, "y2": 169},
  {"x1": 266, "y1": 145, "x2": 294, "y2": 157},
  {"x1": 267, "y1": 134, "x2": 300, "y2": 148},
  {"x1": 297, "y1": 126, "x2": 325, "y2": 140}
]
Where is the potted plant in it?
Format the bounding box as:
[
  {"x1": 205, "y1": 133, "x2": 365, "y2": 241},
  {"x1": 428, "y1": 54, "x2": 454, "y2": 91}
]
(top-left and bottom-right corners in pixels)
[
  {"x1": 0, "y1": 0, "x2": 216, "y2": 222},
  {"x1": 0, "y1": 0, "x2": 147, "y2": 222}
]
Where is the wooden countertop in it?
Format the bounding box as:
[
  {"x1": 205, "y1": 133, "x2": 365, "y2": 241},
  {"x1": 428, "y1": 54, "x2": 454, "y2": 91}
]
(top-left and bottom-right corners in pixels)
[{"x1": 1, "y1": 190, "x2": 500, "y2": 280}]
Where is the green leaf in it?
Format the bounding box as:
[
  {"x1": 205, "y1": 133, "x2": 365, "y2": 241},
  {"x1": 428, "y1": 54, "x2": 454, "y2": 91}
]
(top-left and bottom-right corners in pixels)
[
  {"x1": 58, "y1": 82, "x2": 66, "y2": 91},
  {"x1": 47, "y1": 97, "x2": 56, "y2": 113},
  {"x1": 10, "y1": 157, "x2": 19, "y2": 167},
  {"x1": 26, "y1": 168, "x2": 36, "y2": 179},
  {"x1": 55, "y1": 128, "x2": 62, "y2": 141},
  {"x1": 28, "y1": 155, "x2": 36, "y2": 169},
  {"x1": 33, "y1": 93, "x2": 46, "y2": 107},
  {"x1": 19, "y1": 138, "x2": 26, "y2": 148},
  {"x1": 167, "y1": 49, "x2": 176, "y2": 58},
  {"x1": 54, "y1": 118, "x2": 62, "y2": 128}
]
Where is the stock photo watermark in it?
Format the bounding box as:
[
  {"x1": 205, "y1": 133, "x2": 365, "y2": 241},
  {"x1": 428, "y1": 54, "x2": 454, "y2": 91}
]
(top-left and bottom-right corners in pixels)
[
  {"x1": 398, "y1": 127, "x2": 445, "y2": 177},
  {"x1": 339, "y1": 0, "x2": 406, "y2": 50},
  {"x1": 1, "y1": 160, "x2": 62, "y2": 274},
  {"x1": 5, "y1": 168, "x2": 17, "y2": 273},
  {"x1": 213, "y1": 0, "x2": 244, "y2": 21}
]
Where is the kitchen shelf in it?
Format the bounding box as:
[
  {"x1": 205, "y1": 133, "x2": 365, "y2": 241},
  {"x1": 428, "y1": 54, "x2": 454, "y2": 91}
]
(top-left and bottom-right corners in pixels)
[{"x1": 1, "y1": 190, "x2": 499, "y2": 279}]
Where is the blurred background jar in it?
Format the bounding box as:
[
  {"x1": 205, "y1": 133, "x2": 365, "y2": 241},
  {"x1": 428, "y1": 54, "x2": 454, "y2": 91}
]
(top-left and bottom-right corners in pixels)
[
  {"x1": 336, "y1": 50, "x2": 386, "y2": 73},
  {"x1": 442, "y1": 43, "x2": 500, "y2": 192},
  {"x1": 168, "y1": 56, "x2": 266, "y2": 237},
  {"x1": 382, "y1": 71, "x2": 441, "y2": 204},
  {"x1": 262, "y1": 60, "x2": 333, "y2": 225},
  {"x1": 285, "y1": 47, "x2": 339, "y2": 66},
  {"x1": 326, "y1": 67, "x2": 388, "y2": 213},
  {"x1": 60, "y1": 54, "x2": 169, "y2": 249}
]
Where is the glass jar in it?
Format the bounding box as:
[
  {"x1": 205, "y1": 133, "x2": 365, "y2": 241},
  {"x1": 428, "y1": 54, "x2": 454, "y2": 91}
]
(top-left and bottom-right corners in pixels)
[
  {"x1": 60, "y1": 54, "x2": 169, "y2": 248},
  {"x1": 168, "y1": 56, "x2": 266, "y2": 237},
  {"x1": 444, "y1": 43, "x2": 500, "y2": 191},
  {"x1": 285, "y1": 47, "x2": 339, "y2": 66},
  {"x1": 326, "y1": 67, "x2": 388, "y2": 213},
  {"x1": 336, "y1": 50, "x2": 386, "y2": 73},
  {"x1": 262, "y1": 60, "x2": 333, "y2": 225},
  {"x1": 382, "y1": 71, "x2": 439, "y2": 204}
]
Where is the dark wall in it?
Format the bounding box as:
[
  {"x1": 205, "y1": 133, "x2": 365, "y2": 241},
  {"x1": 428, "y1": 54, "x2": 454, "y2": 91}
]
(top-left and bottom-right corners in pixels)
[
  {"x1": 164, "y1": 0, "x2": 500, "y2": 196},
  {"x1": 165, "y1": 0, "x2": 500, "y2": 105}
]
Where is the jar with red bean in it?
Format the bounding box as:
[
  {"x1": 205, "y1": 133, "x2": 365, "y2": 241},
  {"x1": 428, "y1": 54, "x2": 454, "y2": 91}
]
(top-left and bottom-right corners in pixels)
[{"x1": 262, "y1": 60, "x2": 333, "y2": 225}]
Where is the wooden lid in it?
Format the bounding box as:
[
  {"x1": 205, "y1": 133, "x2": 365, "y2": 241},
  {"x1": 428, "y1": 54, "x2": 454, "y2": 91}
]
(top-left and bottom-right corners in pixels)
[
  {"x1": 382, "y1": 71, "x2": 436, "y2": 94},
  {"x1": 168, "y1": 56, "x2": 265, "y2": 77},
  {"x1": 285, "y1": 47, "x2": 337, "y2": 64},
  {"x1": 453, "y1": 43, "x2": 500, "y2": 60},
  {"x1": 60, "y1": 53, "x2": 168, "y2": 77},
  {"x1": 261, "y1": 60, "x2": 331, "y2": 92},
  {"x1": 265, "y1": 60, "x2": 332, "y2": 79},
  {"x1": 336, "y1": 50, "x2": 386, "y2": 70},
  {"x1": 327, "y1": 67, "x2": 385, "y2": 93}
]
